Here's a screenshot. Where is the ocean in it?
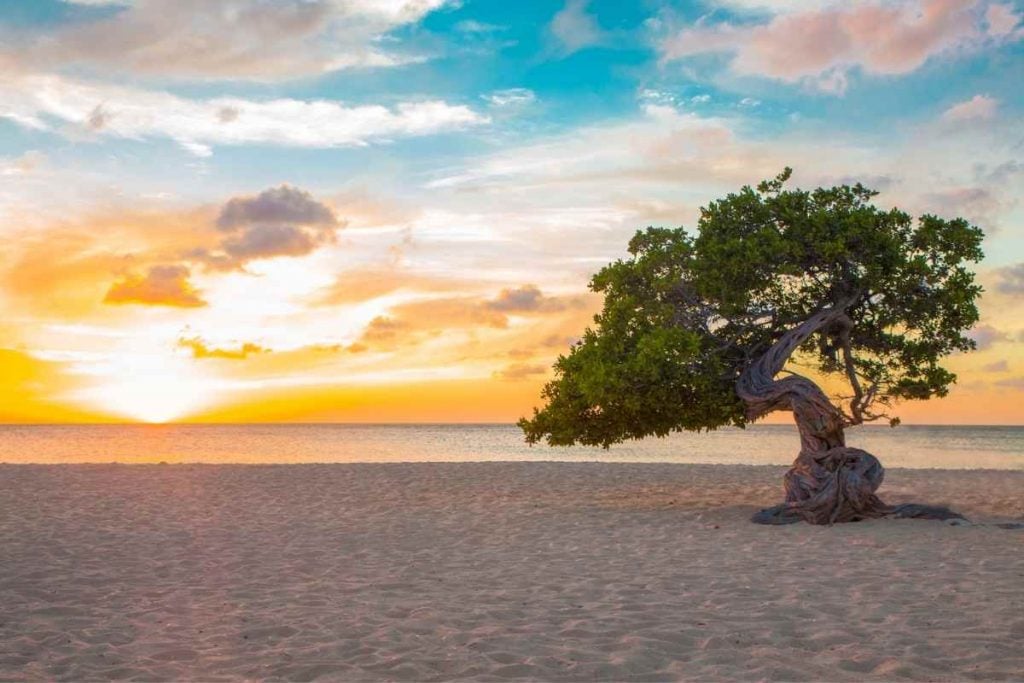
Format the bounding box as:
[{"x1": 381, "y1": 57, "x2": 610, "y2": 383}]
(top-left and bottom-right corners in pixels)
[{"x1": 0, "y1": 423, "x2": 1021, "y2": 468}]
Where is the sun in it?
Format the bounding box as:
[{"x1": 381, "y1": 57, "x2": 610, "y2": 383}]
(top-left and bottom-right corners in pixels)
[{"x1": 70, "y1": 353, "x2": 218, "y2": 423}]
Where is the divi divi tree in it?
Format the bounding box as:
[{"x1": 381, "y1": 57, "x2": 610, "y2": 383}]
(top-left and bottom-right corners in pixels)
[{"x1": 520, "y1": 170, "x2": 984, "y2": 525}]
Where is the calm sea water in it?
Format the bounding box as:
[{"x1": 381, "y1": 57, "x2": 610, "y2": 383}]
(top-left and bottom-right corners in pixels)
[{"x1": 0, "y1": 424, "x2": 1021, "y2": 469}]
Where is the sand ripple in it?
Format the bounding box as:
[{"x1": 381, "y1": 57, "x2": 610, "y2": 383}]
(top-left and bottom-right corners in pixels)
[{"x1": 0, "y1": 463, "x2": 1022, "y2": 681}]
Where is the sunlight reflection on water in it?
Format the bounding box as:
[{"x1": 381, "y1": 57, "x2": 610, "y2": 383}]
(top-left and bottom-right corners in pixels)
[{"x1": 0, "y1": 424, "x2": 1021, "y2": 468}]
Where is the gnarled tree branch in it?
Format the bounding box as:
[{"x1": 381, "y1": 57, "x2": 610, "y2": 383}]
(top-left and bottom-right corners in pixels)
[{"x1": 739, "y1": 297, "x2": 964, "y2": 525}]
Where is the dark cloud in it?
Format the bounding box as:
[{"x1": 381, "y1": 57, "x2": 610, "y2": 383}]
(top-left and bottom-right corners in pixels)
[
  {"x1": 222, "y1": 223, "x2": 319, "y2": 261},
  {"x1": 826, "y1": 174, "x2": 896, "y2": 192},
  {"x1": 968, "y1": 324, "x2": 1009, "y2": 350},
  {"x1": 216, "y1": 185, "x2": 337, "y2": 231},
  {"x1": 86, "y1": 104, "x2": 108, "y2": 131},
  {"x1": 104, "y1": 264, "x2": 206, "y2": 308},
  {"x1": 190, "y1": 185, "x2": 342, "y2": 271},
  {"x1": 486, "y1": 284, "x2": 576, "y2": 313},
  {"x1": 996, "y1": 263, "x2": 1024, "y2": 295},
  {"x1": 923, "y1": 186, "x2": 1003, "y2": 231},
  {"x1": 542, "y1": 334, "x2": 580, "y2": 348},
  {"x1": 217, "y1": 106, "x2": 240, "y2": 123},
  {"x1": 994, "y1": 377, "x2": 1024, "y2": 391},
  {"x1": 974, "y1": 160, "x2": 1023, "y2": 185}
]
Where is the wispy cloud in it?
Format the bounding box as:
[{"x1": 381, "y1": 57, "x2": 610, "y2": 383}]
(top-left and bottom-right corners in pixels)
[
  {"x1": 482, "y1": 88, "x2": 537, "y2": 107},
  {"x1": 548, "y1": 0, "x2": 606, "y2": 55},
  {"x1": 17, "y1": 0, "x2": 452, "y2": 80},
  {"x1": 0, "y1": 73, "x2": 488, "y2": 156}
]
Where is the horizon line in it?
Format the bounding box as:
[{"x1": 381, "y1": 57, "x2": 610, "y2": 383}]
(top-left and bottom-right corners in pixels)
[{"x1": 1, "y1": 422, "x2": 1022, "y2": 428}]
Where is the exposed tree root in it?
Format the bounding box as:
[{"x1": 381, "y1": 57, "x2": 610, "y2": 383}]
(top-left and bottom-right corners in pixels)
[{"x1": 751, "y1": 446, "x2": 965, "y2": 525}]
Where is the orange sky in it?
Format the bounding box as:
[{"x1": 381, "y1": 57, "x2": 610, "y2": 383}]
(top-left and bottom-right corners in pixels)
[{"x1": 2, "y1": 0, "x2": 1022, "y2": 425}]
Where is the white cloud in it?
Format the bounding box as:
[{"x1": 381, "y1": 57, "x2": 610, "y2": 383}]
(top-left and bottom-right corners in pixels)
[
  {"x1": 0, "y1": 73, "x2": 488, "y2": 155},
  {"x1": 943, "y1": 94, "x2": 999, "y2": 122},
  {"x1": 549, "y1": 0, "x2": 606, "y2": 54},
  {"x1": 482, "y1": 88, "x2": 537, "y2": 107},
  {"x1": 0, "y1": 151, "x2": 46, "y2": 177}
]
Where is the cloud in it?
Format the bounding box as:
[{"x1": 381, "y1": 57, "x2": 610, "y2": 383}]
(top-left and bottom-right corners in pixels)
[
  {"x1": 221, "y1": 224, "x2": 320, "y2": 261},
  {"x1": 996, "y1": 263, "x2": 1024, "y2": 294},
  {"x1": 104, "y1": 264, "x2": 206, "y2": 308},
  {"x1": 482, "y1": 88, "x2": 537, "y2": 107},
  {"x1": 968, "y1": 324, "x2": 1010, "y2": 350},
  {"x1": 943, "y1": 94, "x2": 999, "y2": 121},
  {"x1": 485, "y1": 285, "x2": 573, "y2": 312},
  {"x1": 705, "y1": 0, "x2": 841, "y2": 13},
  {"x1": 455, "y1": 20, "x2": 505, "y2": 34},
  {"x1": 994, "y1": 377, "x2": 1024, "y2": 390},
  {"x1": 0, "y1": 73, "x2": 488, "y2": 156},
  {"x1": 178, "y1": 337, "x2": 269, "y2": 360},
  {"x1": 314, "y1": 267, "x2": 481, "y2": 307},
  {"x1": 493, "y1": 362, "x2": 548, "y2": 381},
  {"x1": 350, "y1": 298, "x2": 509, "y2": 352},
  {"x1": 426, "y1": 99, "x2": 1021, "y2": 242},
  {"x1": 354, "y1": 316, "x2": 416, "y2": 350},
  {"x1": 922, "y1": 186, "x2": 1002, "y2": 229},
  {"x1": 217, "y1": 185, "x2": 338, "y2": 231},
  {"x1": 982, "y1": 359, "x2": 1009, "y2": 372},
  {"x1": 195, "y1": 185, "x2": 342, "y2": 270},
  {"x1": 986, "y1": 2, "x2": 1023, "y2": 37},
  {"x1": 549, "y1": 0, "x2": 606, "y2": 54},
  {"x1": 661, "y1": 0, "x2": 1015, "y2": 93},
  {"x1": 0, "y1": 151, "x2": 46, "y2": 177},
  {"x1": 426, "y1": 104, "x2": 783, "y2": 192},
  {"x1": 16, "y1": 0, "x2": 451, "y2": 81}
]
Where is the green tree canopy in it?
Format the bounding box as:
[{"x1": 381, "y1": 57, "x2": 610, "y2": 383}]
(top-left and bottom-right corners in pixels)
[{"x1": 520, "y1": 169, "x2": 984, "y2": 449}]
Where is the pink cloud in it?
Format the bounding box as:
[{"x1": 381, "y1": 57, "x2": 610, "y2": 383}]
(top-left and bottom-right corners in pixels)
[
  {"x1": 663, "y1": 0, "x2": 1014, "y2": 92},
  {"x1": 986, "y1": 3, "x2": 1023, "y2": 37},
  {"x1": 943, "y1": 94, "x2": 999, "y2": 121}
]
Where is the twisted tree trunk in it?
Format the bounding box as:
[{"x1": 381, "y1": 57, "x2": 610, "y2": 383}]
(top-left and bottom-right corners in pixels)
[{"x1": 738, "y1": 301, "x2": 965, "y2": 525}]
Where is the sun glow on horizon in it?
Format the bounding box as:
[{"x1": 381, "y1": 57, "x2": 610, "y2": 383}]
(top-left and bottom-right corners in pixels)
[{"x1": 70, "y1": 355, "x2": 220, "y2": 424}]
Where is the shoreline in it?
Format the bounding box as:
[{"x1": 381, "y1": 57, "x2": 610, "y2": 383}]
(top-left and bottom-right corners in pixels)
[{"x1": 3, "y1": 461, "x2": 1024, "y2": 476}]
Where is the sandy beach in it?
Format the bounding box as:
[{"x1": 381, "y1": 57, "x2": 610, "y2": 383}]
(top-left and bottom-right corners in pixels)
[{"x1": 1, "y1": 462, "x2": 1022, "y2": 682}]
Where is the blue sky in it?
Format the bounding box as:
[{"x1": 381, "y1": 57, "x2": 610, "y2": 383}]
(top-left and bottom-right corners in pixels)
[{"x1": 1, "y1": 0, "x2": 1023, "y2": 423}]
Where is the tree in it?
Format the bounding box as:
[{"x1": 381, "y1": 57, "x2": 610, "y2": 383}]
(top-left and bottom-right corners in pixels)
[{"x1": 519, "y1": 170, "x2": 984, "y2": 525}]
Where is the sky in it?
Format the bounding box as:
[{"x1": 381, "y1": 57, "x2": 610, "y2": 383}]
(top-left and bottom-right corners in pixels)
[{"x1": 0, "y1": 0, "x2": 1022, "y2": 425}]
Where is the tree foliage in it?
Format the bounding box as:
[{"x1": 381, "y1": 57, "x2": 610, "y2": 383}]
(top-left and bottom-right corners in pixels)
[{"x1": 520, "y1": 169, "x2": 984, "y2": 448}]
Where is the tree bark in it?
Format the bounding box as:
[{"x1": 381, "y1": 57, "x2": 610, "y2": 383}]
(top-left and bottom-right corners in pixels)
[{"x1": 737, "y1": 301, "x2": 965, "y2": 525}]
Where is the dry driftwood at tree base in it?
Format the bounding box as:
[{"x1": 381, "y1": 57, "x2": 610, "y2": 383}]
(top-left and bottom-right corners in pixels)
[{"x1": 737, "y1": 301, "x2": 965, "y2": 526}]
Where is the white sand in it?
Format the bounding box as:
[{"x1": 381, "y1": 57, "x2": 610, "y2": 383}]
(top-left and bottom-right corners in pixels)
[{"x1": 1, "y1": 462, "x2": 1022, "y2": 682}]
